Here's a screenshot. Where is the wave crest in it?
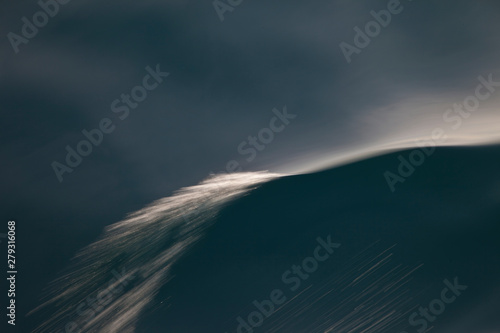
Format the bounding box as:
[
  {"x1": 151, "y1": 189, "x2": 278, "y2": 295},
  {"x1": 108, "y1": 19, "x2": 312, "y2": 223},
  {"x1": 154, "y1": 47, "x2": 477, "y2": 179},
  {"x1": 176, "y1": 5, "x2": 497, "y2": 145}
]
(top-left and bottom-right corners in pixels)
[{"x1": 32, "y1": 172, "x2": 280, "y2": 333}]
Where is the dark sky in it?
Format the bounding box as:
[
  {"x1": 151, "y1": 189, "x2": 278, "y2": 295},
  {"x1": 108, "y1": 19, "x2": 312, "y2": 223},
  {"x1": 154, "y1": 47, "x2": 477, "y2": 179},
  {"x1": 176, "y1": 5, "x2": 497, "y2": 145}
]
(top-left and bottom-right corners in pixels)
[{"x1": 2, "y1": 0, "x2": 500, "y2": 206}]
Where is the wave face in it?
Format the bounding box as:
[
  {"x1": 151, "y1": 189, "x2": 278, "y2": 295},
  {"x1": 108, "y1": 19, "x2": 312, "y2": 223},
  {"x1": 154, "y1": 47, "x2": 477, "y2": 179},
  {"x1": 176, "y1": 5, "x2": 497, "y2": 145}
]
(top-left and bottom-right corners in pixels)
[
  {"x1": 31, "y1": 146, "x2": 500, "y2": 333},
  {"x1": 138, "y1": 145, "x2": 498, "y2": 333},
  {"x1": 32, "y1": 172, "x2": 280, "y2": 333}
]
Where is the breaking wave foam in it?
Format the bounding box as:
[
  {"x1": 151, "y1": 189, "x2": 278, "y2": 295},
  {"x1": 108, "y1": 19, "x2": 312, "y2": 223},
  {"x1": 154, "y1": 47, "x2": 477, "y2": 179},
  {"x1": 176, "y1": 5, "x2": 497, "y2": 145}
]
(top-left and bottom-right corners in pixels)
[{"x1": 31, "y1": 172, "x2": 280, "y2": 333}]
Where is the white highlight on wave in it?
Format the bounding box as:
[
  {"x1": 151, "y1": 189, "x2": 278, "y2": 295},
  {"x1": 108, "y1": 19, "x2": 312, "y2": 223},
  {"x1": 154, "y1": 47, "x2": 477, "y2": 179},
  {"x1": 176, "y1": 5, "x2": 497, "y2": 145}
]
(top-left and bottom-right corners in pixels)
[{"x1": 31, "y1": 172, "x2": 280, "y2": 333}]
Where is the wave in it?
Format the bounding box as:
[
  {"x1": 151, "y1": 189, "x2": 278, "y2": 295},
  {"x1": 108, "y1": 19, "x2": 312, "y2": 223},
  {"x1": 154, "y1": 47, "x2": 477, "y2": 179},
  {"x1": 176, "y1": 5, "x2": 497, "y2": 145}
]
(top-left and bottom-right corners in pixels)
[
  {"x1": 30, "y1": 145, "x2": 500, "y2": 333},
  {"x1": 30, "y1": 172, "x2": 280, "y2": 333}
]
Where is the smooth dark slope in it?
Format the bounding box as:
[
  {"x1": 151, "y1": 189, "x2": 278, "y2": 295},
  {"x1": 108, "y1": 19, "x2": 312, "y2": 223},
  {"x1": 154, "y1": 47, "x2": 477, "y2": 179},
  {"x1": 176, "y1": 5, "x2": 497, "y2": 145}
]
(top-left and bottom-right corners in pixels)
[{"x1": 139, "y1": 145, "x2": 500, "y2": 333}]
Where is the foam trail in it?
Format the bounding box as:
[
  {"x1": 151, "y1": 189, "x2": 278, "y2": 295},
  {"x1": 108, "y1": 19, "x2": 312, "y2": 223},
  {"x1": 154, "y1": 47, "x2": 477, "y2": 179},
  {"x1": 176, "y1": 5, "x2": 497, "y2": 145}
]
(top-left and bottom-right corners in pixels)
[{"x1": 31, "y1": 172, "x2": 280, "y2": 333}]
